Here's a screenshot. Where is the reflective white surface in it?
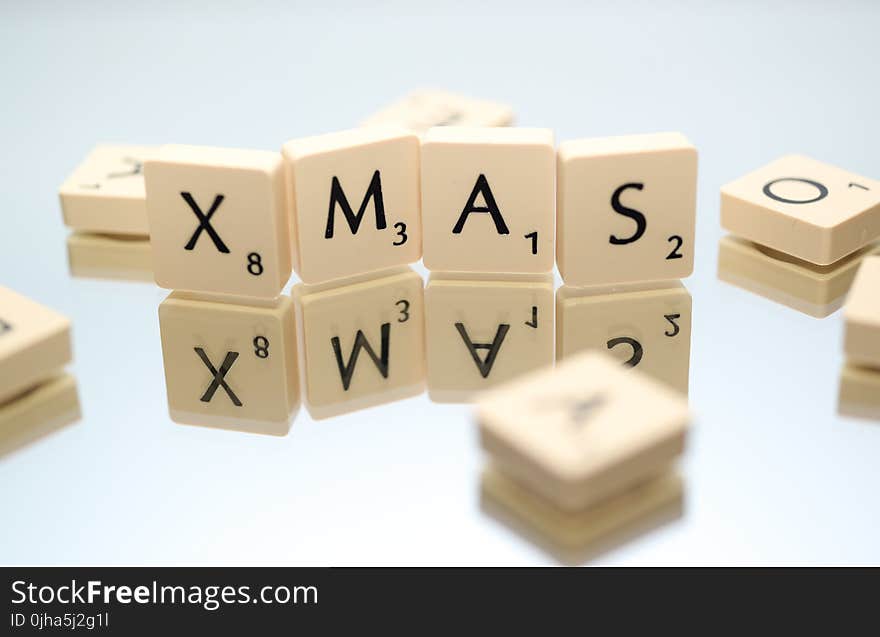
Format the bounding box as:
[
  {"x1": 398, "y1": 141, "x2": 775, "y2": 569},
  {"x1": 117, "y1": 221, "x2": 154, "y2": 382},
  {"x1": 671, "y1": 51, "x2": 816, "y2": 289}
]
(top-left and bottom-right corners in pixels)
[{"x1": 1, "y1": 0, "x2": 879, "y2": 565}]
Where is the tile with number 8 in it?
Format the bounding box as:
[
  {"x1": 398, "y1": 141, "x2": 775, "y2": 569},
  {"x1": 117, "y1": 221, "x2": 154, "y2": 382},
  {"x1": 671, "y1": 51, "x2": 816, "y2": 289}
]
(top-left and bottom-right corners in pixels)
[
  {"x1": 145, "y1": 145, "x2": 291, "y2": 298},
  {"x1": 158, "y1": 292, "x2": 300, "y2": 435},
  {"x1": 477, "y1": 350, "x2": 690, "y2": 512}
]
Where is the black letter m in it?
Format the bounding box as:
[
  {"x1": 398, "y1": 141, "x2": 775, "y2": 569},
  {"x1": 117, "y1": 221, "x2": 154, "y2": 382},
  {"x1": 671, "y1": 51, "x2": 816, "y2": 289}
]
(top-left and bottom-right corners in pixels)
[{"x1": 325, "y1": 170, "x2": 387, "y2": 238}]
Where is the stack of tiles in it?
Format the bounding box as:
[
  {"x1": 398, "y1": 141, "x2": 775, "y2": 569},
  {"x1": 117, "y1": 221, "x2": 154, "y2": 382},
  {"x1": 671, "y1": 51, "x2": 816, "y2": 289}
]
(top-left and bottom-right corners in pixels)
[
  {"x1": 60, "y1": 145, "x2": 155, "y2": 282},
  {"x1": 0, "y1": 287, "x2": 80, "y2": 455},
  {"x1": 477, "y1": 351, "x2": 689, "y2": 551},
  {"x1": 720, "y1": 156, "x2": 880, "y2": 317},
  {"x1": 839, "y1": 257, "x2": 880, "y2": 419}
]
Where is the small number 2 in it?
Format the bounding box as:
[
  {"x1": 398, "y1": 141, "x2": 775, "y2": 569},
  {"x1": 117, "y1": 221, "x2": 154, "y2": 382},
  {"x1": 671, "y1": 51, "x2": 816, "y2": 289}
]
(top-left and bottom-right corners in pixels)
[{"x1": 666, "y1": 235, "x2": 684, "y2": 260}]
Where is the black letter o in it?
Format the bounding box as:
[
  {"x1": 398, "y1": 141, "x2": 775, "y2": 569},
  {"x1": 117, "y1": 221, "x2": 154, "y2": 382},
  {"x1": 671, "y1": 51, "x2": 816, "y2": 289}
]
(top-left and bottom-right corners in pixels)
[{"x1": 762, "y1": 178, "x2": 828, "y2": 204}]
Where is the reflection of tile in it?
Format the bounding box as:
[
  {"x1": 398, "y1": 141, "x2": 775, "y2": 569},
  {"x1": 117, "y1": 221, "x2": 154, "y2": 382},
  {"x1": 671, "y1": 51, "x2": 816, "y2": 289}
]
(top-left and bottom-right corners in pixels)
[
  {"x1": 838, "y1": 364, "x2": 880, "y2": 422},
  {"x1": 59, "y1": 144, "x2": 154, "y2": 235},
  {"x1": 425, "y1": 274, "x2": 553, "y2": 403},
  {"x1": 556, "y1": 281, "x2": 691, "y2": 395},
  {"x1": 0, "y1": 287, "x2": 72, "y2": 405},
  {"x1": 481, "y1": 465, "x2": 683, "y2": 564},
  {"x1": 843, "y1": 257, "x2": 880, "y2": 369},
  {"x1": 158, "y1": 293, "x2": 300, "y2": 436},
  {"x1": 0, "y1": 374, "x2": 81, "y2": 458},
  {"x1": 293, "y1": 267, "x2": 425, "y2": 419},
  {"x1": 361, "y1": 90, "x2": 514, "y2": 134},
  {"x1": 478, "y1": 351, "x2": 690, "y2": 511},
  {"x1": 718, "y1": 235, "x2": 880, "y2": 318},
  {"x1": 66, "y1": 232, "x2": 153, "y2": 283},
  {"x1": 721, "y1": 155, "x2": 880, "y2": 265}
]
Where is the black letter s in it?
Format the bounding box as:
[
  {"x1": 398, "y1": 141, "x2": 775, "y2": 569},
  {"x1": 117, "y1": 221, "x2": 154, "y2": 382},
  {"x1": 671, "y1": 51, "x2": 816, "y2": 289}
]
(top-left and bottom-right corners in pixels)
[{"x1": 609, "y1": 183, "x2": 646, "y2": 245}]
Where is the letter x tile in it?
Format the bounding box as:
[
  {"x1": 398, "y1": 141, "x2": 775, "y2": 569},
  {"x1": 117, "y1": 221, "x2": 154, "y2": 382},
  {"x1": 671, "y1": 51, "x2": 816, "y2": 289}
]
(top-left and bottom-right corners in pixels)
[{"x1": 145, "y1": 145, "x2": 291, "y2": 298}]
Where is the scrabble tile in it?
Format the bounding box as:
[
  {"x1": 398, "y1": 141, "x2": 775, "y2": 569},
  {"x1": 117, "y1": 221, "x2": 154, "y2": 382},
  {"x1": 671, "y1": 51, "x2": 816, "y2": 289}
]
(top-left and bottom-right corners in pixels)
[
  {"x1": 481, "y1": 465, "x2": 682, "y2": 557},
  {"x1": 421, "y1": 127, "x2": 555, "y2": 274},
  {"x1": 477, "y1": 350, "x2": 690, "y2": 511},
  {"x1": 66, "y1": 232, "x2": 153, "y2": 283},
  {"x1": 718, "y1": 235, "x2": 880, "y2": 318},
  {"x1": 0, "y1": 374, "x2": 80, "y2": 459},
  {"x1": 361, "y1": 89, "x2": 514, "y2": 134},
  {"x1": 721, "y1": 155, "x2": 880, "y2": 265},
  {"x1": 59, "y1": 145, "x2": 155, "y2": 235},
  {"x1": 282, "y1": 128, "x2": 421, "y2": 285},
  {"x1": 425, "y1": 273, "x2": 554, "y2": 402},
  {"x1": 0, "y1": 287, "x2": 72, "y2": 405},
  {"x1": 557, "y1": 133, "x2": 697, "y2": 286},
  {"x1": 838, "y1": 363, "x2": 880, "y2": 421},
  {"x1": 843, "y1": 256, "x2": 880, "y2": 369},
  {"x1": 158, "y1": 292, "x2": 300, "y2": 436},
  {"x1": 556, "y1": 282, "x2": 692, "y2": 395},
  {"x1": 145, "y1": 145, "x2": 291, "y2": 298},
  {"x1": 293, "y1": 267, "x2": 425, "y2": 419}
]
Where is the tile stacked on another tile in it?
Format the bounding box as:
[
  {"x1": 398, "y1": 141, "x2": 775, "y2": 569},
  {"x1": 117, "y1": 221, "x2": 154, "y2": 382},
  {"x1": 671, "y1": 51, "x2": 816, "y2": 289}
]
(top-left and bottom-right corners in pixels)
[
  {"x1": 720, "y1": 155, "x2": 880, "y2": 317},
  {"x1": 476, "y1": 351, "x2": 690, "y2": 549}
]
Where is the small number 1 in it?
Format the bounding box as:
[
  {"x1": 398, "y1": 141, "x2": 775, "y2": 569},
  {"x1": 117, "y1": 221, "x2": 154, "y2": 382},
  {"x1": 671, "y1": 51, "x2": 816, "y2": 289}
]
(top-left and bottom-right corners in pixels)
[{"x1": 525, "y1": 231, "x2": 538, "y2": 255}]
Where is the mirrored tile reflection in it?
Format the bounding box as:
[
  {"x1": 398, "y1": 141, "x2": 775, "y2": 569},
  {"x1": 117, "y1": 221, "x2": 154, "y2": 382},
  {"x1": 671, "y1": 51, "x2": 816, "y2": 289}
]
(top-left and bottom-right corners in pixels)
[
  {"x1": 158, "y1": 292, "x2": 300, "y2": 436},
  {"x1": 0, "y1": 373, "x2": 81, "y2": 459},
  {"x1": 556, "y1": 281, "x2": 692, "y2": 395},
  {"x1": 717, "y1": 235, "x2": 880, "y2": 318},
  {"x1": 293, "y1": 267, "x2": 425, "y2": 419},
  {"x1": 480, "y1": 465, "x2": 684, "y2": 565},
  {"x1": 425, "y1": 273, "x2": 554, "y2": 403},
  {"x1": 66, "y1": 232, "x2": 153, "y2": 283},
  {"x1": 838, "y1": 363, "x2": 880, "y2": 422}
]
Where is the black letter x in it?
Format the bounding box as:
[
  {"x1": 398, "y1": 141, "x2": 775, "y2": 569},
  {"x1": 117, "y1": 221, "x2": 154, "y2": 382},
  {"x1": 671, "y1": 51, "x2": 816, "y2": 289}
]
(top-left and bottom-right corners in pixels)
[
  {"x1": 194, "y1": 347, "x2": 242, "y2": 406},
  {"x1": 182, "y1": 192, "x2": 230, "y2": 253}
]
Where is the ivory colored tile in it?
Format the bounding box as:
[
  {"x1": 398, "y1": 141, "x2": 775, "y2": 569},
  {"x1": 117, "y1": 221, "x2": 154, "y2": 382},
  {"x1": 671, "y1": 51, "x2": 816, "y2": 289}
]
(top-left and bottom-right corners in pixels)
[
  {"x1": 721, "y1": 155, "x2": 880, "y2": 265},
  {"x1": 718, "y1": 235, "x2": 880, "y2": 318},
  {"x1": 481, "y1": 465, "x2": 683, "y2": 558},
  {"x1": 59, "y1": 145, "x2": 155, "y2": 235},
  {"x1": 66, "y1": 232, "x2": 153, "y2": 283},
  {"x1": 556, "y1": 282, "x2": 692, "y2": 395},
  {"x1": 0, "y1": 287, "x2": 72, "y2": 405},
  {"x1": 0, "y1": 374, "x2": 81, "y2": 459},
  {"x1": 425, "y1": 274, "x2": 554, "y2": 403},
  {"x1": 145, "y1": 145, "x2": 291, "y2": 298},
  {"x1": 361, "y1": 89, "x2": 514, "y2": 134},
  {"x1": 477, "y1": 350, "x2": 690, "y2": 512},
  {"x1": 293, "y1": 267, "x2": 425, "y2": 419},
  {"x1": 557, "y1": 132, "x2": 697, "y2": 286},
  {"x1": 843, "y1": 257, "x2": 880, "y2": 369},
  {"x1": 158, "y1": 292, "x2": 300, "y2": 436},
  {"x1": 282, "y1": 127, "x2": 421, "y2": 285},
  {"x1": 838, "y1": 364, "x2": 880, "y2": 421},
  {"x1": 421, "y1": 127, "x2": 555, "y2": 274}
]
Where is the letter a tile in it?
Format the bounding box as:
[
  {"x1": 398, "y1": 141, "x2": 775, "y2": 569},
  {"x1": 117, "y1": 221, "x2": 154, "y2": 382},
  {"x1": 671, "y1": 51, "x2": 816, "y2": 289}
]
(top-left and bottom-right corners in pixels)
[{"x1": 421, "y1": 127, "x2": 555, "y2": 274}]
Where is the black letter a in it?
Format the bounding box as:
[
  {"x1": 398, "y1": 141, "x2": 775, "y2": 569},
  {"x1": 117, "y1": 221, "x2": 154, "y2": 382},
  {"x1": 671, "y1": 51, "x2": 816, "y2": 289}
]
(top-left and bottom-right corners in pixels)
[
  {"x1": 330, "y1": 323, "x2": 391, "y2": 391},
  {"x1": 325, "y1": 170, "x2": 387, "y2": 239},
  {"x1": 452, "y1": 174, "x2": 510, "y2": 235},
  {"x1": 455, "y1": 323, "x2": 509, "y2": 378}
]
